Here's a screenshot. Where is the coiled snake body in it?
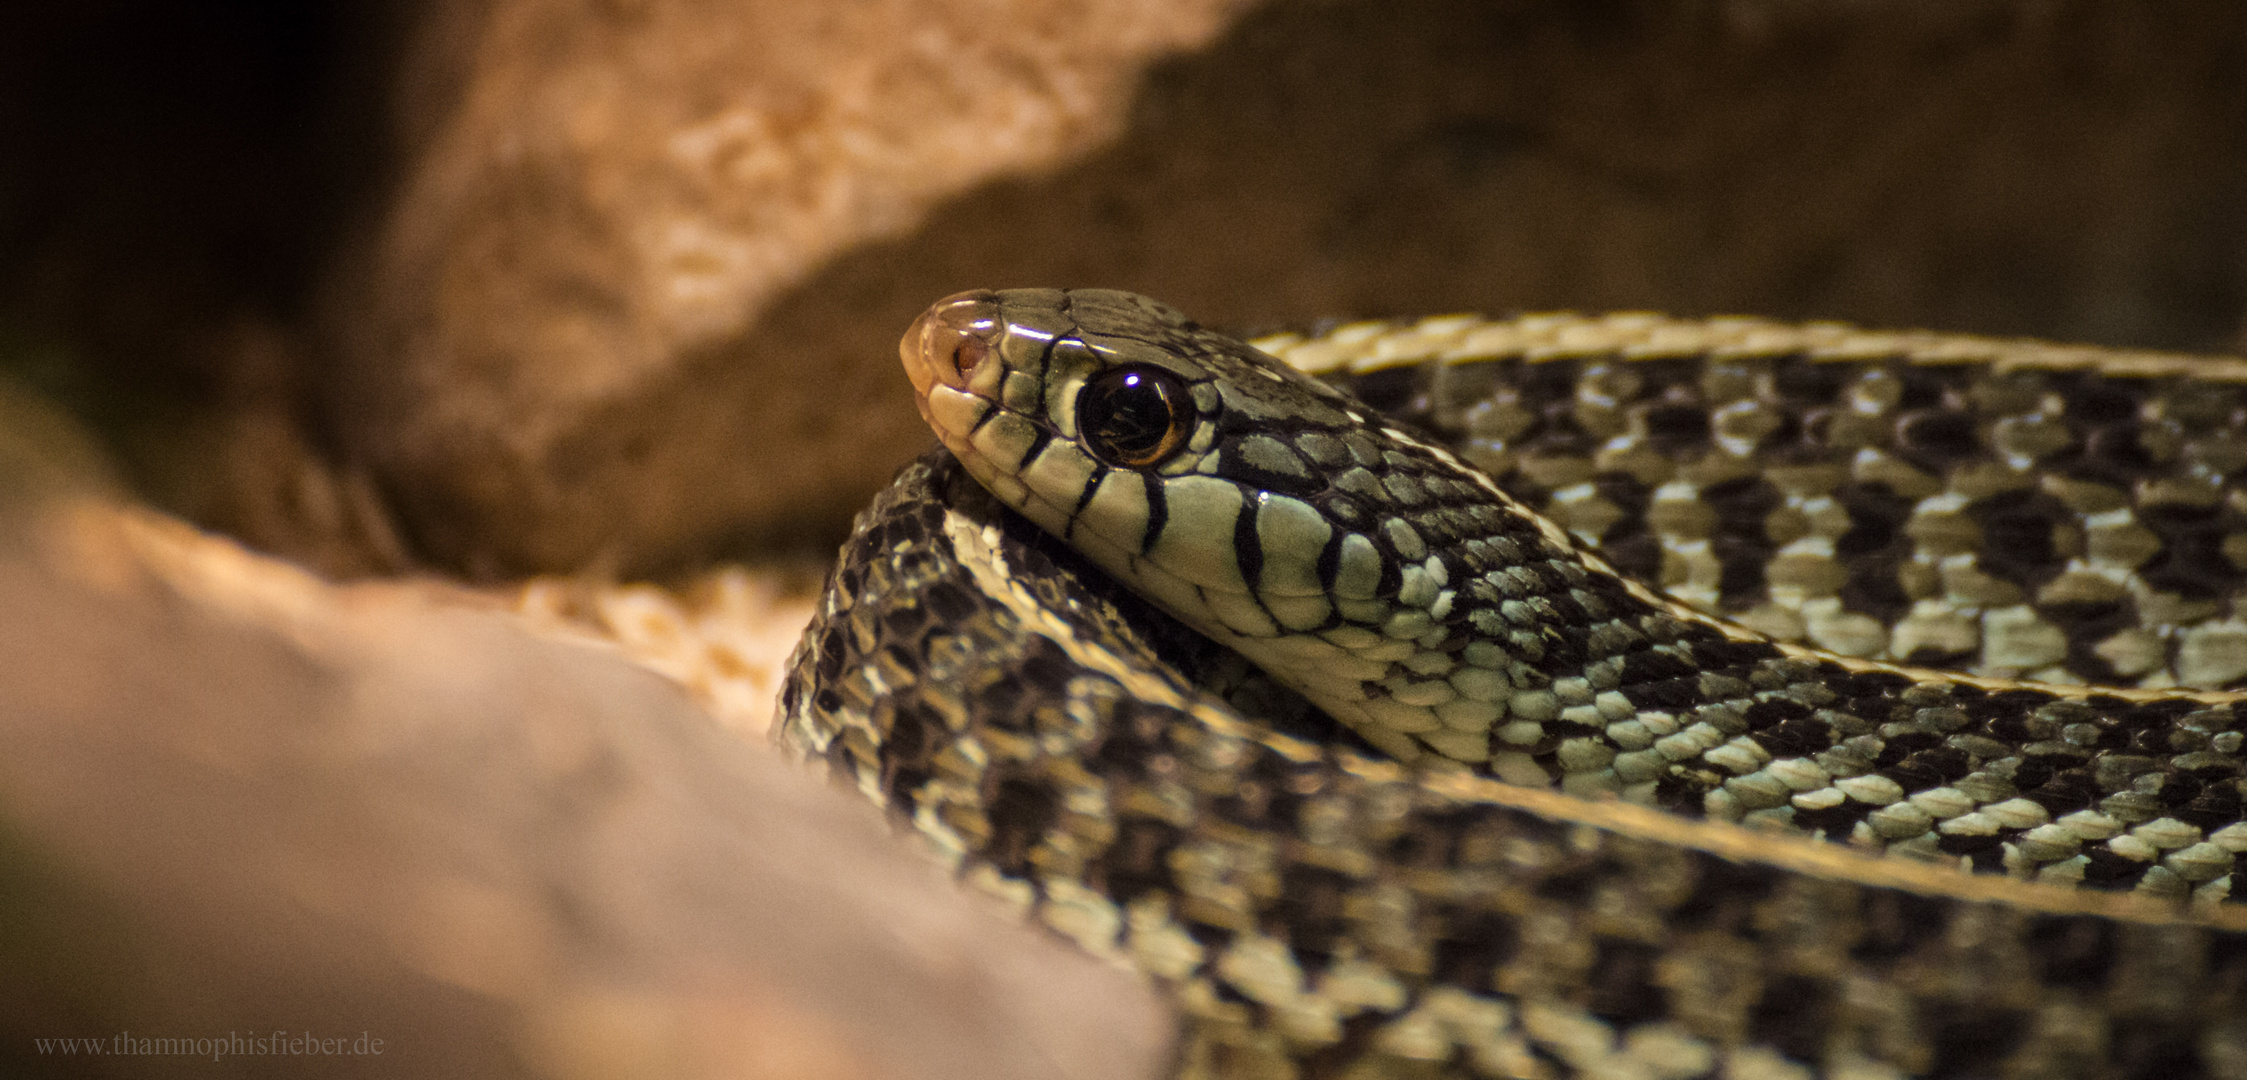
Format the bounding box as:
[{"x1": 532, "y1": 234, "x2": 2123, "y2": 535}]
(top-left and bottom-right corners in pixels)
[{"x1": 779, "y1": 289, "x2": 2247, "y2": 1078}]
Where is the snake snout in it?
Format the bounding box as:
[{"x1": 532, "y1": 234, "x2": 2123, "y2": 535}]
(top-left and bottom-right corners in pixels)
[{"x1": 902, "y1": 290, "x2": 1004, "y2": 398}]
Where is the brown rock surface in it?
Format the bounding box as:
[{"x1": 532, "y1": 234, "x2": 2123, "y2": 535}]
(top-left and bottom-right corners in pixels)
[
  {"x1": 321, "y1": 0, "x2": 1256, "y2": 574},
  {"x1": 0, "y1": 492, "x2": 1168, "y2": 1080},
  {"x1": 4, "y1": 2, "x2": 2243, "y2": 577},
  {"x1": 317, "y1": 0, "x2": 2247, "y2": 576}
]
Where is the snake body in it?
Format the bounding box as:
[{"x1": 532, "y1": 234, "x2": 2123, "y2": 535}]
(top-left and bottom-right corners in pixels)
[{"x1": 778, "y1": 289, "x2": 2247, "y2": 1078}]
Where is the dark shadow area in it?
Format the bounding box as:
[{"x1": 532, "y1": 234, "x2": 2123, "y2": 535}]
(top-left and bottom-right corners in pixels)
[
  {"x1": 0, "y1": 0, "x2": 400, "y2": 496},
  {"x1": 777, "y1": 0, "x2": 2247, "y2": 347}
]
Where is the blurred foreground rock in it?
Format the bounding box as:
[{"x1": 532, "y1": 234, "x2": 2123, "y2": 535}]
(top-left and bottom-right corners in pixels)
[{"x1": 0, "y1": 478, "x2": 1168, "y2": 1079}]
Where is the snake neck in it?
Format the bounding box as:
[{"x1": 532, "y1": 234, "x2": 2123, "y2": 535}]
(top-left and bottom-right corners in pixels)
[{"x1": 1199, "y1": 413, "x2": 2245, "y2": 840}]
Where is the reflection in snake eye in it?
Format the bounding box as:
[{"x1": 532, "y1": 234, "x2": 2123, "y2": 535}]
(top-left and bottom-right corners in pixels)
[{"x1": 1077, "y1": 365, "x2": 1193, "y2": 468}]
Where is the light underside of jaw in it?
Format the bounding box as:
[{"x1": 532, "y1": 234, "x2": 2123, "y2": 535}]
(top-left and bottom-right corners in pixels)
[{"x1": 918, "y1": 383, "x2": 988, "y2": 447}]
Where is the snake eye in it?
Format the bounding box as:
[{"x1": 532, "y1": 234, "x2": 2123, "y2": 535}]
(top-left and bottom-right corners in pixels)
[{"x1": 1077, "y1": 366, "x2": 1193, "y2": 468}]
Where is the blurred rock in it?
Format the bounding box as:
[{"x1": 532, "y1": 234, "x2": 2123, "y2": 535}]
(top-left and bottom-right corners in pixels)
[
  {"x1": 320, "y1": 0, "x2": 2247, "y2": 576},
  {"x1": 0, "y1": 373, "x2": 122, "y2": 505},
  {"x1": 3, "y1": 1, "x2": 2243, "y2": 577},
  {"x1": 0, "y1": 494, "x2": 1170, "y2": 1080},
  {"x1": 319, "y1": 0, "x2": 1255, "y2": 575}
]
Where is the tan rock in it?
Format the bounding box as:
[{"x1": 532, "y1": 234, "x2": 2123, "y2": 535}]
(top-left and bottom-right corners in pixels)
[
  {"x1": 322, "y1": 0, "x2": 1252, "y2": 573},
  {"x1": 0, "y1": 496, "x2": 1169, "y2": 1080},
  {"x1": 308, "y1": 1, "x2": 2247, "y2": 573}
]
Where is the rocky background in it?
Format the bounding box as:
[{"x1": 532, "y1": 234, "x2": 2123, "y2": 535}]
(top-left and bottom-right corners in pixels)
[
  {"x1": 0, "y1": 0, "x2": 2243, "y2": 1077},
  {"x1": 6, "y1": 0, "x2": 2242, "y2": 580}
]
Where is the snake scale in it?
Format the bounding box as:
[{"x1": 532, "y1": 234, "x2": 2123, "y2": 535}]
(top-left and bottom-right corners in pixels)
[{"x1": 776, "y1": 289, "x2": 2247, "y2": 1079}]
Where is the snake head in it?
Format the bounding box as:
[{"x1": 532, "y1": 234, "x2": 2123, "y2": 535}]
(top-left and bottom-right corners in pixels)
[
  {"x1": 899, "y1": 288, "x2": 1676, "y2": 765},
  {"x1": 901, "y1": 290, "x2": 1491, "y2": 710},
  {"x1": 900, "y1": 289, "x2": 1374, "y2": 634}
]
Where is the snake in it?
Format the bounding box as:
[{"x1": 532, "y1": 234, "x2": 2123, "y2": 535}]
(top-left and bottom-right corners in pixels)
[{"x1": 775, "y1": 288, "x2": 2247, "y2": 1079}]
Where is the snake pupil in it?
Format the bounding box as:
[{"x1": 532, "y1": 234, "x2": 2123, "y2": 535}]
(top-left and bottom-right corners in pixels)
[{"x1": 1078, "y1": 366, "x2": 1191, "y2": 468}]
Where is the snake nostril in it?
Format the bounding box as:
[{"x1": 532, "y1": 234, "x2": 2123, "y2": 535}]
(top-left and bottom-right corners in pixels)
[
  {"x1": 917, "y1": 321, "x2": 992, "y2": 386},
  {"x1": 948, "y1": 333, "x2": 989, "y2": 380},
  {"x1": 911, "y1": 293, "x2": 1002, "y2": 389}
]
